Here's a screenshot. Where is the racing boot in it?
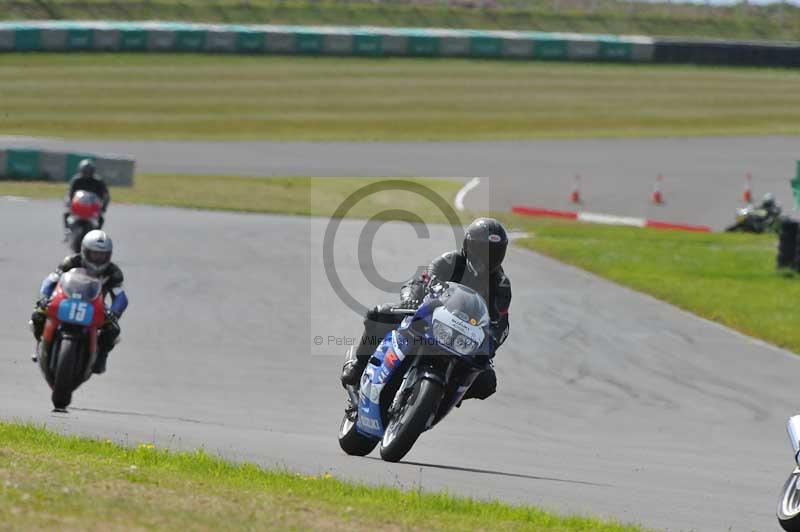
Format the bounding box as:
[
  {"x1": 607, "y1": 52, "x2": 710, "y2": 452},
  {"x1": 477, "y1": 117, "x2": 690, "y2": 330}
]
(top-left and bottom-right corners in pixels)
[
  {"x1": 341, "y1": 326, "x2": 383, "y2": 387},
  {"x1": 340, "y1": 360, "x2": 366, "y2": 387},
  {"x1": 92, "y1": 352, "x2": 108, "y2": 374},
  {"x1": 93, "y1": 316, "x2": 120, "y2": 375},
  {"x1": 341, "y1": 305, "x2": 405, "y2": 387},
  {"x1": 341, "y1": 348, "x2": 370, "y2": 387},
  {"x1": 29, "y1": 307, "x2": 46, "y2": 363}
]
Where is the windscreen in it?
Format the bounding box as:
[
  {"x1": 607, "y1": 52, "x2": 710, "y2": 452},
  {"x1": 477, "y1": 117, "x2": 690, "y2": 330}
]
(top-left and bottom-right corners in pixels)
[
  {"x1": 438, "y1": 283, "x2": 490, "y2": 327},
  {"x1": 60, "y1": 269, "x2": 101, "y2": 301},
  {"x1": 74, "y1": 190, "x2": 100, "y2": 205}
]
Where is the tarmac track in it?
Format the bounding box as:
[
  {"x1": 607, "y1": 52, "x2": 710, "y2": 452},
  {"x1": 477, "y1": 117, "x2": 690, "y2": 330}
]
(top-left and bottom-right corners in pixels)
[
  {"x1": 1, "y1": 195, "x2": 799, "y2": 531},
  {"x1": 3, "y1": 135, "x2": 799, "y2": 229}
]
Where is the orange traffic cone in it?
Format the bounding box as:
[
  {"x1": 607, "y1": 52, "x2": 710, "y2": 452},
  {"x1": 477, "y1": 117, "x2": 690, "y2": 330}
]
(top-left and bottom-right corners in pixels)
[
  {"x1": 570, "y1": 174, "x2": 581, "y2": 204},
  {"x1": 743, "y1": 172, "x2": 753, "y2": 203},
  {"x1": 651, "y1": 174, "x2": 664, "y2": 205}
]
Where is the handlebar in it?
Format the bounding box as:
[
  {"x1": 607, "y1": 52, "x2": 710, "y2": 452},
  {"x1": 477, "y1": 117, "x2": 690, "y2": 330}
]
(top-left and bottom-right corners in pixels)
[{"x1": 388, "y1": 308, "x2": 417, "y2": 316}]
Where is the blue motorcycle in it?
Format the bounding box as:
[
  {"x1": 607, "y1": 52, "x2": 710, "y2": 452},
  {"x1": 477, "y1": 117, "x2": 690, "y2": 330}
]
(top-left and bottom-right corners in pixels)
[{"x1": 338, "y1": 283, "x2": 494, "y2": 462}]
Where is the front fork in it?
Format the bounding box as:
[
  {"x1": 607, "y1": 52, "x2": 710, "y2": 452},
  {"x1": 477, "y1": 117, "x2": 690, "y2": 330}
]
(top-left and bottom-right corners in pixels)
[{"x1": 387, "y1": 357, "x2": 451, "y2": 429}]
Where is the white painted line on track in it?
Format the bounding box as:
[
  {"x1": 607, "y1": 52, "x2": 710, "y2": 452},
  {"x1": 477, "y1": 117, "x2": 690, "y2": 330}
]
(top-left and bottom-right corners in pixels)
[
  {"x1": 454, "y1": 177, "x2": 481, "y2": 211},
  {"x1": 577, "y1": 212, "x2": 646, "y2": 227},
  {"x1": 1, "y1": 196, "x2": 31, "y2": 202}
]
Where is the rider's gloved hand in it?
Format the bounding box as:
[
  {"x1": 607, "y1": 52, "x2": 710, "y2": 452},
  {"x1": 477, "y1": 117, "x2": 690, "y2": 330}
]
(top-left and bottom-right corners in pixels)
[{"x1": 398, "y1": 298, "x2": 420, "y2": 310}]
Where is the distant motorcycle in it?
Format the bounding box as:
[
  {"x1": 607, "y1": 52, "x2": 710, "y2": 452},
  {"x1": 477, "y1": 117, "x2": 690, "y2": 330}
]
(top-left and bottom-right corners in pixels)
[
  {"x1": 65, "y1": 190, "x2": 103, "y2": 252},
  {"x1": 34, "y1": 268, "x2": 107, "y2": 411},
  {"x1": 338, "y1": 282, "x2": 495, "y2": 462},
  {"x1": 725, "y1": 205, "x2": 781, "y2": 234}
]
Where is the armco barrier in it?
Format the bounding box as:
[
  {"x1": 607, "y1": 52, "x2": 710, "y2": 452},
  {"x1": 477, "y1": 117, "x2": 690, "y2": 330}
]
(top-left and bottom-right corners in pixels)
[
  {"x1": 0, "y1": 148, "x2": 135, "y2": 186},
  {"x1": 0, "y1": 21, "x2": 655, "y2": 62},
  {"x1": 2, "y1": 21, "x2": 798, "y2": 66}
]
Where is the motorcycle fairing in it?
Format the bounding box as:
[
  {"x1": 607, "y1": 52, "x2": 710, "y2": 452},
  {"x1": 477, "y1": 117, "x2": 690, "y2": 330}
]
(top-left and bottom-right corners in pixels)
[{"x1": 355, "y1": 329, "x2": 410, "y2": 438}]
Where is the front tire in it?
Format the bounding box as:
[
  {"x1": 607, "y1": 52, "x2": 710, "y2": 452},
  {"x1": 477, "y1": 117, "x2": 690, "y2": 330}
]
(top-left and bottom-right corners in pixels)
[
  {"x1": 338, "y1": 413, "x2": 378, "y2": 456},
  {"x1": 52, "y1": 338, "x2": 78, "y2": 410},
  {"x1": 380, "y1": 378, "x2": 442, "y2": 463},
  {"x1": 778, "y1": 471, "x2": 800, "y2": 531},
  {"x1": 725, "y1": 222, "x2": 742, "y2": 233}
]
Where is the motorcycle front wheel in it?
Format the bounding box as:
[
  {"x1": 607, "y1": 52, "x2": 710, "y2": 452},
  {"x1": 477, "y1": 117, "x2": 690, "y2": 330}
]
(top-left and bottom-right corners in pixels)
[
  {"x1": 52, "y1": 338, "x2": 79, "y2": 410},
  {"x1": 725, "y1": 222, "x2": 743, "y2": 233},
  {"x1": 380, "y1": 378, "x2": 442, "y2": 463},
  {"x1": 778, "y1": 469, "x2": 800, "y2": 531}
]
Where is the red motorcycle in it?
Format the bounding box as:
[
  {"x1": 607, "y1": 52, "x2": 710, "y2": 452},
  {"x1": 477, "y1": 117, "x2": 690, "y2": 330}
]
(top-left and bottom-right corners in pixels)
[
  {"x1": 36, "y1": 268, "x2": 106, "y2": 411},
  {"x1": 65, "y1": 191, "x2": 103, "y2": 252}
]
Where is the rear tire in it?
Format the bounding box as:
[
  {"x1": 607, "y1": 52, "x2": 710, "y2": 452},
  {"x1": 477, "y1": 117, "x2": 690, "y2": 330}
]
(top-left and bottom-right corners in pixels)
[
  {"x1": 52, "y1": 338, "x2": 78, "y2": 410},
  {"x1": 380, "y1": 378, "x2": 442, "y2": 463},
  {"x1": 338, "y1": 413, "x2": 378, "y2": 456},
  {"x1": 778, "y1": 471, "x2": 800, "y2": 531},
  {"x1": 69, "y1": 228, "x2": 84, "y2": 253}
]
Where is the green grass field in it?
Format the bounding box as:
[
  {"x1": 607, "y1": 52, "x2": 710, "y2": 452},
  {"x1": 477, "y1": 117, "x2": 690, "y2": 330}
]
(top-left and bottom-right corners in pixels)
[
  {"x1": 0, "y1": 175, "x2": 467, "y2": 223},
  {"x1": 3, "y1": 54, "x2": 800, "y2": 140},
  {"x1": 4, "y1": 0, "x2": 800, "y2": 42},
  {"x1": 0, "y1": 422, "x2": 648, "y2": 532},
  {"x1": 508, "y1": 215, "x2": 800, "y2": 353}
]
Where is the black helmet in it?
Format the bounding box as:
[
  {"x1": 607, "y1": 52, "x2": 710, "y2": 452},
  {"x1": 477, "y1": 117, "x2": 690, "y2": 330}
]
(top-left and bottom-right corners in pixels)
[
  {"x1": 78, "y1": 159, "x2": 96, "y2": 178},
  {"x1": 462, "y1": 218, "x2": 508, "y2": 275}
]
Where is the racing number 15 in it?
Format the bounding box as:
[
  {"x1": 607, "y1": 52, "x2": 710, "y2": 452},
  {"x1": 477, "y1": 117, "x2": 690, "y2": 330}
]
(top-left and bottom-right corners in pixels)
[{"x1": 69, "y1": 302, "x2": 88, "y2": 322}]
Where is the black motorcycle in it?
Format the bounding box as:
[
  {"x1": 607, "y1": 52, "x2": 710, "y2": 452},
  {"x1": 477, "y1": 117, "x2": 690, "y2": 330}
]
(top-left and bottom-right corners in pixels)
[{"x1": 725, "y1": 205, "x2": 781, "y2": 234}]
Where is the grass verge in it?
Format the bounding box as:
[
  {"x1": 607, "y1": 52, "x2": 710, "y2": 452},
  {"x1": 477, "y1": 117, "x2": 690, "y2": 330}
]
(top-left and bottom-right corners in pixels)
[
  {"x1": 3, "y1": 54, "x2": 800, "y2": 140},
  {"x1": 0, "y1": 421, "x2": 648, "y2": 531},
  {"x1": 0, "y1": 175, "x2": 467, "y2": 223},
  {"x1": 507, "y1": 215, "x2": 800, "y2": 353},
  {"x1": 3, "y1": 0, "x2": 800, "y2": 42}
]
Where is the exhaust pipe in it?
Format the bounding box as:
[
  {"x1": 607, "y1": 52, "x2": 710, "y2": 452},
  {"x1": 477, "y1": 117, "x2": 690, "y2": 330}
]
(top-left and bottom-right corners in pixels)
[{"x1": 787, "y1": 416, "x2": 800, "y2": 465}]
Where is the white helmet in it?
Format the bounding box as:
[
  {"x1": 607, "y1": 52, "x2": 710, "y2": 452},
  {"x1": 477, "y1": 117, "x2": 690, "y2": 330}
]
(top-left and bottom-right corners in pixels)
[{"x1": 81, "y1": 230, "x2": 113, "y2": 276}]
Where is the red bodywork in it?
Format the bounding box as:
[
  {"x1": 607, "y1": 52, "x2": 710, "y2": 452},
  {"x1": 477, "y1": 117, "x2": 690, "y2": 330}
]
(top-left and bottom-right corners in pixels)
[
  {"x1": 43, "y1": 281, "x2": 106, "y2": 355},
  {"x1": 70, "y1": 192, "x2": 102, "y2": 222}
]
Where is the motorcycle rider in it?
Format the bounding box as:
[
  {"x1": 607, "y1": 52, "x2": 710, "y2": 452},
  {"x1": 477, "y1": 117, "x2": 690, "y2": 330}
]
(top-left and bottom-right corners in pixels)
[
  {"x1": 760, "y1": 193, "x2": 782, "y2": 220},
  {"x1": 63, "y1": 159, "x2": 110, "y2": 228},
  {"x1": 341, "y1": 217, "x2": 511, "y2": 401},
  {"x1": 30, "y1": 230, "x2": 128, "y2": 374}
]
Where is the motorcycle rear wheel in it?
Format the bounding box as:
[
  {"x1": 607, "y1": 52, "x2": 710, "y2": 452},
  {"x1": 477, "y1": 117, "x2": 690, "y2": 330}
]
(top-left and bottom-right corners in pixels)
[
  {"x1": 778, "y1": 470, "x2": 800, "y2": 531},
  {"x1": 52, "y1": 338, "x2": 78, "y2": 410},
  {"x1": 338, "y1": 412, "x2": 378, "y2": 456},
  {"x1": 380, "y1": 378, "x2": 442, "y2": 463},
  {"x1": 69, "y1": 229, "x2": 85, "y2": 253}
]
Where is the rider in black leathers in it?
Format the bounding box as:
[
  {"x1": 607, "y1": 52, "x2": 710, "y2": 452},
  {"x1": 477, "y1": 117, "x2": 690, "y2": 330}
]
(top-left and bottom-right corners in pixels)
[
  {"x1": 341, "y1": 217, "x2": 511, "y2": 401},
  {"x1": 64, "y1": 159, "x2": 110, "y2": 228}
]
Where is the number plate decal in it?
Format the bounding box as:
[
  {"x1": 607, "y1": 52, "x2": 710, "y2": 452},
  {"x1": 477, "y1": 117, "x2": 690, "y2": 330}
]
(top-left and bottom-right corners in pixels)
[{"x1": 57, "y1": 299, "x2": 94, "y2": 326}]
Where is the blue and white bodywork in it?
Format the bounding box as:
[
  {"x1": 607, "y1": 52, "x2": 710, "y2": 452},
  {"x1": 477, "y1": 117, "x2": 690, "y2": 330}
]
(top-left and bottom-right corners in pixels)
[{"x1": 340, "y1": 283, "x2": 495, "y2": 460}]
